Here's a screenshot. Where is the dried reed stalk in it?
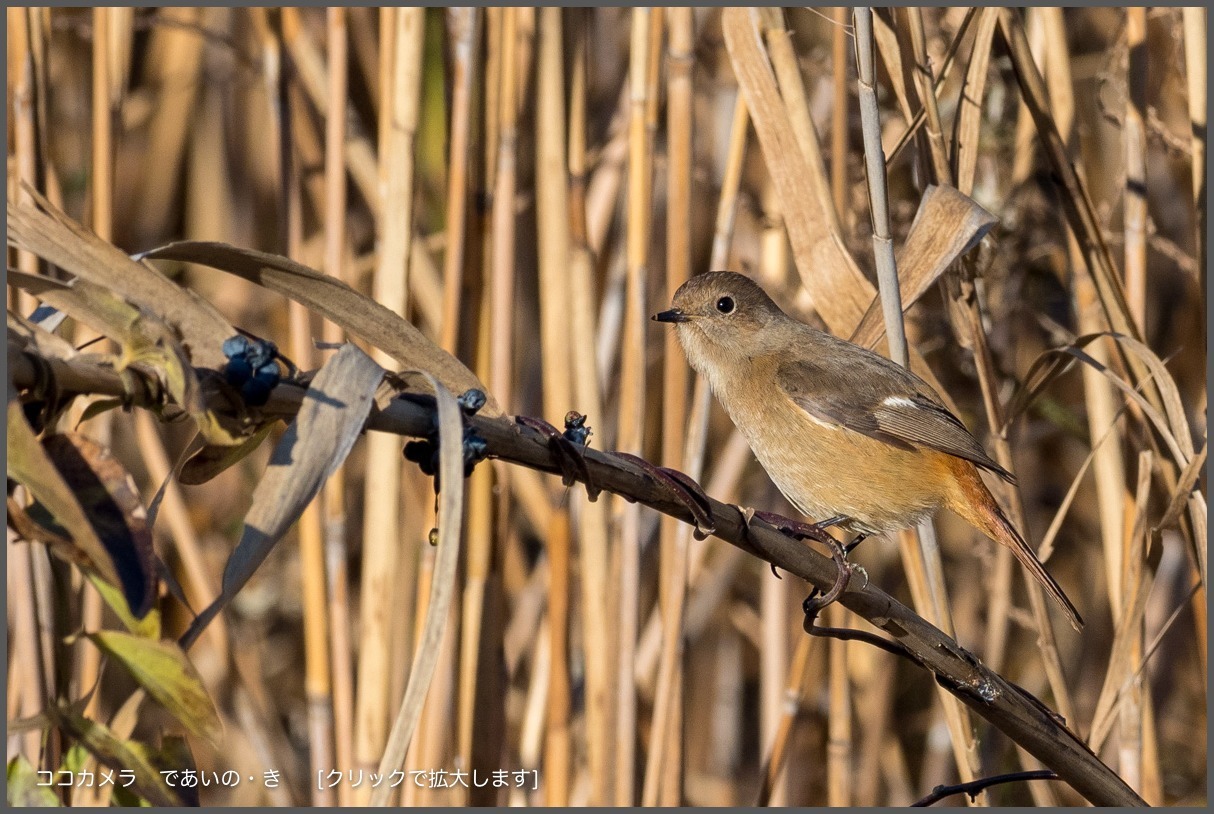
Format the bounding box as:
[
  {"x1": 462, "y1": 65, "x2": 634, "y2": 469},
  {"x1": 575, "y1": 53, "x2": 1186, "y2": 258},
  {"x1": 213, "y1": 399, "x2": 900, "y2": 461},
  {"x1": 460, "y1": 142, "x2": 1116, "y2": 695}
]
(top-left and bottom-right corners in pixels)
[
  {"x1": 438, "y1": 8, "x2": 477, "y2": 355},
  {"x1": 489, "y1": 7, "x2": 518, "y2": 410},
  {"x1": 856, "y1": 7, "x2": 984, "y2": 799},
  {"x1": 1183, "y1": 7, "x2": 1207, "y2": 300},
  {"x1": 644, "y1": 7, "x2": 694, "y2": 808},
  {"x1": 279, "y1": 41, "x2": 336, "y2": 802},
  {"x1": 826, "y1": 599, "x2": 853, "y2": 806},
  {"x1": 353, "y1": 10, "x2": 425, "y2": 804},
  {"x1": 319, "y1": 12, "x2": 355, "y2": 803},
  {"x1": 613, "y1": 9, "x2": 656, "y2": 804},
  {"x1": 544, "y1": 510, "x2": 572, "y2": 805},
  {"x1": 1123, "y1": 7, "x2": 1148, "y2": 335},
  {"x1": 754, "y1": 179, "x2": 793, "y2": 806},
  {"x1": 536, "y1": 6, "x2": 573, "y2": 421},
  {"x1": 8, "y1": 6, "x2": 40, "y2": 315},
  {"x1": 453, "y1": 10, "x2": 514, "y2": 806},
  {"x1": 1116, "y1": 451, "x2": 1153, "y2": 795},
  {"x1": 831, "y1": 7, "x2": 850, "y2": 223},
  {"x1": 76, "y1": 5, "x2": 120, "y2": 734},
  {"x1": 566, "y1": 15, "x2": 614, "y2": 803},
  {"x1": 853, "y1": 8, "x2": 906, "y2": 367},
  {"x1": 133, "y1": 7, "x2": 204, "y2": 245}
]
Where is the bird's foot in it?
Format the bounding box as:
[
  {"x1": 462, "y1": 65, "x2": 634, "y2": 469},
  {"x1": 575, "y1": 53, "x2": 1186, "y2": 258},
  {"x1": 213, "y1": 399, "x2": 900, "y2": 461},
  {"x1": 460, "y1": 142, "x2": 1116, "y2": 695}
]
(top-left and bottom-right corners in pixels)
[
  {"x1": 801, "y1": 538, "x2": 852, "y2": 628},
  {"x1": 750, "y1": 510, "x2": 847, "y2": 547}
]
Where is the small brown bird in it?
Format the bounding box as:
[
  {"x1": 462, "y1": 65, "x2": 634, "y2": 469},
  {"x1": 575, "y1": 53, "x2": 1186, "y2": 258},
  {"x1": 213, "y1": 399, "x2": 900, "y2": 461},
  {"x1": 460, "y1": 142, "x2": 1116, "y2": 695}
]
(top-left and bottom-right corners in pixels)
[{"x1": 653, "y1": 271, "x2": 1083, "y2": 631}]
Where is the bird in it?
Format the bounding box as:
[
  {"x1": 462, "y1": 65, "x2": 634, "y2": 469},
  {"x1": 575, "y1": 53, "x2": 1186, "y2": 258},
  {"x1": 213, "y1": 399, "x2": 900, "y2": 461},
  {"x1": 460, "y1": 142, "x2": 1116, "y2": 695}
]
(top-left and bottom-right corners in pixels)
[{"x1": 652, "y1": 271, "x2": 1083, "y2": 631}]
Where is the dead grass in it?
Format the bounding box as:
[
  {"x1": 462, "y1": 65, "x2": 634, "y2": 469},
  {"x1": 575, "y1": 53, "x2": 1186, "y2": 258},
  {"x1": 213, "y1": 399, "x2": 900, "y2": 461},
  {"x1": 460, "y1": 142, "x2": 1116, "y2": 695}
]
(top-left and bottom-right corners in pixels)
[{"x1": 6, "y1": 7, "x2": 1207, "y2": 807}]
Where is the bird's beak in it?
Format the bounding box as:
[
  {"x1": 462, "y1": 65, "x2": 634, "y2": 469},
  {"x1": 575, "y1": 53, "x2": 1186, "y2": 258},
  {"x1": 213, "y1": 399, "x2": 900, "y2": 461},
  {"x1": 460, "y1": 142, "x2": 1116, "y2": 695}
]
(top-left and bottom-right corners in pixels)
[{"x1": 652, "y1": 308, "x2": 691, "y2": 323}]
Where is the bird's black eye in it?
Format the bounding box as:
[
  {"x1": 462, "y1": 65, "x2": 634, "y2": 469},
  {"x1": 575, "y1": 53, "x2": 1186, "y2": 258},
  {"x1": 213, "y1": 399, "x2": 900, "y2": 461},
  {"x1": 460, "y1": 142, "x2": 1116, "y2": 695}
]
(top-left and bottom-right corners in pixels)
[{"x1": 716, "y1": 296, "x2": 735, "y2": 314}]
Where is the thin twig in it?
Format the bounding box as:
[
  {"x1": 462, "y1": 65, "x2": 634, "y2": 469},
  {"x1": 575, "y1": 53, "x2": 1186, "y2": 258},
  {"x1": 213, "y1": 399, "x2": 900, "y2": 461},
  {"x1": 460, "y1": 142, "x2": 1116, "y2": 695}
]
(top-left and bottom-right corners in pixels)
[{"x1": 913, "y1": 770, "x2": 1060, "y2": 807}]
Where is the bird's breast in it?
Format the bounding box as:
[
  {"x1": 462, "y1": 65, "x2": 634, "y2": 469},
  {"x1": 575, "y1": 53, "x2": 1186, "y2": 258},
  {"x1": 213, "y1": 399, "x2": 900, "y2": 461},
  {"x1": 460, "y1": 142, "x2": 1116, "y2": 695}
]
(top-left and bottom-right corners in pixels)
[{"x1": 711, "y1": 376, "x2": 948, "y2": 534}]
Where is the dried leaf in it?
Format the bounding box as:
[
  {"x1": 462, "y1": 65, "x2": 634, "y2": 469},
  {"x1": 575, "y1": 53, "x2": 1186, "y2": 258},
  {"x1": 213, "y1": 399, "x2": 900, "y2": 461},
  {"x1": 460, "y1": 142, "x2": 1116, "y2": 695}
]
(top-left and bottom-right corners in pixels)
[
  {"x1": 179, "y1": 343, "x2": 385, "y2": 649},
  {"x1": 136, "y1": 241, "x2": 500, "y2": 417},
  {"x1": 178, "y1": 424, "x2": 275, "y2": 486},
  {"x1": 849, "y1": 185, "x2": 999, "y2": 349},
  {"x1": 1011, "y1": 333, "x2": 1193, "y2": 469},
  {"x1": 9, "y1": 269, "x2": 238, "y2": 447},
  {"x1": 372, "y1": 372, "x2": 465, "y2": 804},
  {"x1": 6, "y1": 192, "x2": 232, "y2": 369},
  {"x1": 38, "y1": 433, "x2": 158, "y2": 617},
  {"x1": 7, "y1": 389, "x2": 124, "y2": 600},
  {"x1": 951, "y1": 8, "x2": 1002, "y2": 194}
]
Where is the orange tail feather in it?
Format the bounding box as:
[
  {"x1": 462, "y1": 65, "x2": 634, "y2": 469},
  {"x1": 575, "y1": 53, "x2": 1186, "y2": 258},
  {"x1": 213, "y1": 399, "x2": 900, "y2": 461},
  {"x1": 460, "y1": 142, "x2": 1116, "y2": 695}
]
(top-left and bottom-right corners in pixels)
[{"x1": 945, "y1": 459, "x2": 1084, "y2": 631}]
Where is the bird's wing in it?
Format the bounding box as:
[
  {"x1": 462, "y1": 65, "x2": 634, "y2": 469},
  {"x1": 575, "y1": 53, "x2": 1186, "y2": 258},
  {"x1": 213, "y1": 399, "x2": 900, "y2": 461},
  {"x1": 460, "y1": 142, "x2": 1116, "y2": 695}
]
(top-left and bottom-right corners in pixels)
[{"x1": 775, "y1": 356, "x2": 1015, "y2": 484}]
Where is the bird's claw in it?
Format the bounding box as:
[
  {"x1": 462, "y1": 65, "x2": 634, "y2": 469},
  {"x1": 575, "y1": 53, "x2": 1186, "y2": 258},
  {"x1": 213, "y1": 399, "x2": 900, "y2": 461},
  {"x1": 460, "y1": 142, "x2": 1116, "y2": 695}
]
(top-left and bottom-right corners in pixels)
[
  {"x1": 750, "y1": 510, "x2": 843, "y2": 548},
  {"x1": 801, "y1": 538, "x2": 852, "y2": 629},
  {"x1": 850, "y1": 563, "x2": 870, "y2": 590}
]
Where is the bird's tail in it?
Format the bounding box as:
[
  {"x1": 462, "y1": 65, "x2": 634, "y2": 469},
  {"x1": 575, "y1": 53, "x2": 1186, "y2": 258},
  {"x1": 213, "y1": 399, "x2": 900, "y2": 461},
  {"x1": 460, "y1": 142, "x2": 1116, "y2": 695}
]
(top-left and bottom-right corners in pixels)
[{"x1": 946, "y1": 462, "x2": 1085, "y2": 631}]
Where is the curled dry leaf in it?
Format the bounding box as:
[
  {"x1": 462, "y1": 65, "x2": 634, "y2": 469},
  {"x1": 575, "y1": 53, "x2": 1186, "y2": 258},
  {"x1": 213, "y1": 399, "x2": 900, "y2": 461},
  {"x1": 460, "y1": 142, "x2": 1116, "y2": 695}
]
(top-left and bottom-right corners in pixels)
[
  {"x1": 849, "y1": 185, "x2": 999, "y2": 349},
  {"x1": 6, "y1": 191, "x2": 232, "y2": 370},
  {"x1": 178, "y1": 424, "x2": 276, "y2": 486},
  {"x1": 178, "y1": 343, "x2": 385, "y2": 650},
  {"x1": 36, "y1": 433, "x2": 159, "y2": 619},
  {"x1": 8, "y1": 269, "x2": 241, "y2": 449},
  {"x1": 136, "y1": 241, "x2": 501, "y2": 418},
  {"x1": 371, "y1": 371, "x2": 466, "y2": 805}
]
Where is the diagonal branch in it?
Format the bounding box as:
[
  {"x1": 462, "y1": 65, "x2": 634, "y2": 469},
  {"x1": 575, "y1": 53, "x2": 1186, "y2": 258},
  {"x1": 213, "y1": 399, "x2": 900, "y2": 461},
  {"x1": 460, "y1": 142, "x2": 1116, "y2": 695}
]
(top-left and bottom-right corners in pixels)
[{"x1": 7, "y1": 346, "x2": 1144, "y2": 807}]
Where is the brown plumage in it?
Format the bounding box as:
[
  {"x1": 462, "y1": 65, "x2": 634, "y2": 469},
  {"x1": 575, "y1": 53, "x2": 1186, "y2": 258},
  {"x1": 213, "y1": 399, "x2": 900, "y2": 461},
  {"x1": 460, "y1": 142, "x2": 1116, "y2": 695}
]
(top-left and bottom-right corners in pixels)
[{"x1": 653, "y1": 271, "x2": 1083, "y2": 631}]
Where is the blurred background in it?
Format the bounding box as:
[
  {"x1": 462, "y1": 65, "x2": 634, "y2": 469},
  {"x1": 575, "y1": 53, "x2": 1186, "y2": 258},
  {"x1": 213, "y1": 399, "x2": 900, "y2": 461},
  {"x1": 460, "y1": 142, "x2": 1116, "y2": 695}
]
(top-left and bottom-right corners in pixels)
[{"x1": 6, "y1": 6, "x2": 1207, "y2": 806}]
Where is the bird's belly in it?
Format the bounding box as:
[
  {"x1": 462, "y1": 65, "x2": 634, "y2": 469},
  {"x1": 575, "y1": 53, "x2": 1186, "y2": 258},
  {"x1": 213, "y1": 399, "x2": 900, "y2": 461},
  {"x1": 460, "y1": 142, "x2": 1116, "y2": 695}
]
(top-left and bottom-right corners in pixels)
[{"x1": 729, "y1": 402, "x2": 945, "y2": 535}]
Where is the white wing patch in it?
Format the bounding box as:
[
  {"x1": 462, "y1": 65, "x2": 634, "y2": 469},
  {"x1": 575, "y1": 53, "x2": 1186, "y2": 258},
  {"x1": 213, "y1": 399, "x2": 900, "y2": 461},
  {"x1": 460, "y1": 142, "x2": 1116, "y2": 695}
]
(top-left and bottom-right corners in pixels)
[{"x1": 881, "y1": 396, "x2": 917, "y2": 409}]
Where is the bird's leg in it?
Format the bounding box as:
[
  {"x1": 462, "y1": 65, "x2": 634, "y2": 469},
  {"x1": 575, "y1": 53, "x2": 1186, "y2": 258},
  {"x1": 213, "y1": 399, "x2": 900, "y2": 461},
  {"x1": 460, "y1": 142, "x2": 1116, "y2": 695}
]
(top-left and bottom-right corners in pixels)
[
  {"x1": 746, "y1": 511, "x2": 854, "y2": 578},
  {"x1": 749, "y1": 510, "x2": 847, "y2": 547},
  {"x1": 844, "y1": 532, "x2": 867, "y2": 556},
  {"x1": 733, "y1": 507, "x2": 782, "y2": 578}
]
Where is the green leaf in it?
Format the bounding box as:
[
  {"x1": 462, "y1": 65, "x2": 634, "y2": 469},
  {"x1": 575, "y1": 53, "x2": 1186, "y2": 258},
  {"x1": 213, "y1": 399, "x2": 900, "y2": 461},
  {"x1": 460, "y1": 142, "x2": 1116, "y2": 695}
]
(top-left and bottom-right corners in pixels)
[
  {"x1": 7, "y1": 389, "x2": 123, "y2": 593},
  {"x1": 61, "y1": 744, "x2": 90, "y2": 775},
  {"x1": 87, "y1": 573, "x2": 161, "y2": 639},
  {"x1": 84, "y1": 631, "x2": 220, "y2": 745},
  {"x1": 7, "y1": 755, "x2": 61, "y2": 807},
  {"x1": 45, "y1": 707, "x2": 185, "y2": 807}
]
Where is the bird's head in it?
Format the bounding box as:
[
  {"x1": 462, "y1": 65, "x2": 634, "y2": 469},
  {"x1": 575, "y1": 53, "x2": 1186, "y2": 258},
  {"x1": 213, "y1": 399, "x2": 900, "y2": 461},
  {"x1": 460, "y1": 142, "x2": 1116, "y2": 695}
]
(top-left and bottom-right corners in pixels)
[{"x1": 653, "y1": 271, "x2": 789, "y2": 369}]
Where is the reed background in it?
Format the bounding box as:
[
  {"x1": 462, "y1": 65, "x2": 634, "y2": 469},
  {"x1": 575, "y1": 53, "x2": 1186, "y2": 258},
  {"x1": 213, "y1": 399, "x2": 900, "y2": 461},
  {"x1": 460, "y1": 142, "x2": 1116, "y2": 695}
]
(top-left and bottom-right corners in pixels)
[{"x1": 6, "y1": 6, "x2": 1207, "y2": 806}]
